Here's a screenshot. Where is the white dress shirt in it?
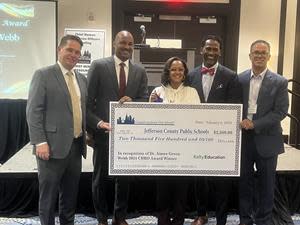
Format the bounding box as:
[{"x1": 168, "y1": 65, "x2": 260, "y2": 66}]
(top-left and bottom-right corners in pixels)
[
  {"x1": 202, "y1": 62, "x2": 218, "y2": 102},
  {"x1": 247, "y1": 68, "x2": 267, "y2": 120}
]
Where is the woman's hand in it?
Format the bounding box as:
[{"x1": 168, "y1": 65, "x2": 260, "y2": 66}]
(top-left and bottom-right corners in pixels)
[{"x1": 150, "y1": 92, "x2": 159, "y2": 102}]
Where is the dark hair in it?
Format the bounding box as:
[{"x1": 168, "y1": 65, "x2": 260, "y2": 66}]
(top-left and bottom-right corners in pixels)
[
  {"x1": 58, "y1": 35, "x2": 83, "y2": 48},
  {"x1": 201, "y1": 35, "x2": 223, "y2": 49},
  {"x1": 161, "y1": 57, "x2": 189, "y2": 86},
  {"x1": 250, "y1": 39, "x2": 271, "y2": 52}
]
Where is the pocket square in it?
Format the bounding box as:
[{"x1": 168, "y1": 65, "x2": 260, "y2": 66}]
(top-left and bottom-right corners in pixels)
[{"x1": 216, "y1": 84, "x2": 223, "y2": 89}]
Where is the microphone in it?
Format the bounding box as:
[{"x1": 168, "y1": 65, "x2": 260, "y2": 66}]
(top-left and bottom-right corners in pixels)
[
  {"x1": 140, "y1": 25, "x2": 146, "y2": 44},
  {"x1": 140, "y1": 25, "x2": 146, "y2": 34}
]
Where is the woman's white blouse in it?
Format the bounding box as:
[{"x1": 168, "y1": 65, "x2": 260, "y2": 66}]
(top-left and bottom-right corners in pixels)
[{"x1": 150, "y1": 84, "x2": 201, "y2": 104}]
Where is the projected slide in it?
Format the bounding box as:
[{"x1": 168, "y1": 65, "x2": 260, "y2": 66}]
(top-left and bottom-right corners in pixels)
[{"x1": 0, "y1": 0, "x2": 56, "y2": 99}]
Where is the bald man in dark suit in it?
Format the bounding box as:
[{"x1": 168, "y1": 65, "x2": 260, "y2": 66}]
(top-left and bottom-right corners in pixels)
[{"x1": 87, "y1": 30, "x2": 148, "y2": 225}]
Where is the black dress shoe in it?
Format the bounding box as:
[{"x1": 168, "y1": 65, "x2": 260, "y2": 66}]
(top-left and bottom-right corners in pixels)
[
  {"x1": 191, "y1": 216, "x2": 208, "y2": 225},
  {"x1": 98, "y1": 223, "x2": 108, "y2": 225},
  {"x1": 98, "y1": 218, "x2": 108, "y2": 225},
  {"x1": 111, "y1": 219, "x2": 128, "y2": 225}
]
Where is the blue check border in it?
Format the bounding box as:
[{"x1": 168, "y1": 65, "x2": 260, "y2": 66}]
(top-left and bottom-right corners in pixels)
[{"x1": 109, "y1": 102, "x2": 242, "y2": 177}]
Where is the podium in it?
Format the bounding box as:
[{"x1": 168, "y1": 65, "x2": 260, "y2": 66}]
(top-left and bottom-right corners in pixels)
[{"x1": 133, "y1": 47, "x2": 195, "y2": 87}]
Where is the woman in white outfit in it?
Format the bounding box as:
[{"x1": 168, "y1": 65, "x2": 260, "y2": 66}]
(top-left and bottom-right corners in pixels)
[{"x1": 149, "y1": 57, "x2": 201, "y2": 225}]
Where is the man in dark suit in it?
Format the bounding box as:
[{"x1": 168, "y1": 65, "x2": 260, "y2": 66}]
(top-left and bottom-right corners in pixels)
[
  {"x1": 26, "y1": 35, "x2": 87, "y2": 225},
  {"x1": 87, "y1": 30, "x2": 148, "y2": 225},
  {"x1": 188, "y1": 35, "x2": 241, "y2": 225},
  {"x1": 239, "y1": 40, "x2": 288, "y2": 225}
]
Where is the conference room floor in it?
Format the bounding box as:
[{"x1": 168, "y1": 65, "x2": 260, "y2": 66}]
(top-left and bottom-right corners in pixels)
[{"x1": 0, "y1": 214, "x2": 300, "y2": 225}]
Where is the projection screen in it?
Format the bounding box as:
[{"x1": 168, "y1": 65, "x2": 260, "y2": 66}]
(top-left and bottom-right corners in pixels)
[{"x1": 0, "y1": 0, "x2": 56, "y2": 99}]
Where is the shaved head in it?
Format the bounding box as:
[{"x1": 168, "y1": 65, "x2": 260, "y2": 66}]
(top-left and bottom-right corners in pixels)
[{"x1": 114, "y1": 30, "x2": 134, "y2": 61}]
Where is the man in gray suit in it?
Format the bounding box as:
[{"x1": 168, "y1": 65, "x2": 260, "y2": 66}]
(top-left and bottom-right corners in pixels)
[
  {"x1": 26, "y1": 35, "x2": 87, "y2": 225},
  {"x1": 87, "y1": 30, "x2": 148, "y2": 225},
  {"x1": 239, "y1": 40, "x2": 289, "y2": 225}
]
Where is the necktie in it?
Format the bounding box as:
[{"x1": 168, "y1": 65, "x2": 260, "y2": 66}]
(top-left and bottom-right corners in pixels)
[
  {"x1": 66, "y1": 72, "x2": 82, "y2": 137},
  {"x1": 119, "y1": 62, "x2": 126, "y2": 97},
  {"x1": 201, "y1": 67, "x2": 215, "y2": 76}
]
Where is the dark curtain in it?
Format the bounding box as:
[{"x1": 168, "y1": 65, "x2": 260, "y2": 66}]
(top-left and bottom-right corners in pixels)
[
  {"x1": 0, "y1": 178, "x2": 39, "y2": 217},
  {"x1": 0, "y1": 99, "x2": 29, "y2": 164}
]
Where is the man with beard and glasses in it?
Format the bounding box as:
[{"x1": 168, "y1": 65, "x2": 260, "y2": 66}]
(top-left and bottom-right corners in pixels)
[
  {"x1": 238, "y1": 40, "x2": 288, "y2": 225},
  {"x1": 87, "y1": 30, "x2": 148, "y2": 225},
  {"x1": 188, "y1": 35, "x2": 241, "y2": 225}
]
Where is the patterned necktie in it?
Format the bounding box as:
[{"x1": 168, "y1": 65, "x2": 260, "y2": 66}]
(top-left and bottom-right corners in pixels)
[
  {"x1": 119, "y1": 62, "x2": 126, "y2": 97},
  {"x1": 66, "y1": 72, "x2": 82, "y2": 137},
  {"x1": 201, "y1": 67, "x2": 215, "y2": 76}
]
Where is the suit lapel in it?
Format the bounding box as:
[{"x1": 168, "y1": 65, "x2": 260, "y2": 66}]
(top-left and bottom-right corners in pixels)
[
  {"x1": 242, "y1": 71, "x2": 251, "y2": 118},
  {"x1": 53, "y1": 64, "x2": 72, "y2": 112},
  {"x1": 126, "y1": 61, "x2": 137, "y2": 96},
  {"x1": 195, "y1": 69, "x2": 205, "y2": 102},
  {"x1": 256, "y1": 70, "x2": 272, "y2": 106},
  {"x1": 107, "y1": 57, "x2": 119, "y2": 96},
  {"x1": 208, "y1": 66, "x2": 222, "y2": 100}
]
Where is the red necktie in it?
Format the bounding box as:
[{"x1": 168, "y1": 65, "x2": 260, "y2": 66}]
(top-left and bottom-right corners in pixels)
[
  {"x1": 119, "y1": 62, "x2": 126, "y2": 97},
  {"x1": 201, "y1": 67, "x2": 215, "y2": 76}
]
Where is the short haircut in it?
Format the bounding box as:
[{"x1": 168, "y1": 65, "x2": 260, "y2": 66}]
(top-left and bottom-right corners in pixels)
[
  {"x1": 201, "y1": 35, "x2": 223, "y2": 49},
  {"x1": 250, "y1": 40, "x2": 271, "y2": 52},
  {"x1": 161, "y1": 57, "x2": 189, "y2": 86},
  {"x1": 58, "y1": 35, "x2": 83, "y2": 48}
]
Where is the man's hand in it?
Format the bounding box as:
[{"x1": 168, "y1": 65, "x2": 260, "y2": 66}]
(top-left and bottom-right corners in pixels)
[
  {"x1": 98, "y1": 121, "x2": 111, "y2": 131},
  {"x1": 36, "y1": 143, "x2": 50, "y2": 160},
  {"x1": 119, "y1": 96, "x2": 132, "y2": 104},
  {"x1": 240, "y1": 119, "x2": 254, "y2": 130}
]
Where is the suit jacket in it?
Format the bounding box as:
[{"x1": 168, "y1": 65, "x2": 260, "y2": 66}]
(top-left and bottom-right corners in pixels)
[
  {"x1": 87, "y1": 56, "x2": 148, "y2": 134},
  {"x1": 188, "y1": 64, "x2": 241, "y2": 103},
  {"x1": 239, "y1": 69, "x2": 289, "y2": 157},
  {"x1": 26, "y1": 63, "x2": 87, "y2": 159}
]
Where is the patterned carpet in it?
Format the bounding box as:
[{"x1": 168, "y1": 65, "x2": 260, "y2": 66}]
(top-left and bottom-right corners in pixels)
[{"x1": 1, "y1": 214, "x2": 300, "y2": 225}]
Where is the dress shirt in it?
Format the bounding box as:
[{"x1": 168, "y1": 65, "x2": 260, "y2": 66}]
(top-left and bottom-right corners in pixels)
[
  {"x1": 59, "y1": 61, "x2": 82, "y2": 136},
  {"x1": 114, "y1": 55, "x2": 129, "y2": 85},
  {"x1": 247, "y1": 68, "x2": 267, "y2": 120},
  {"x1": 58, "y1": 61, "x2": 81, "y2": 99},
  {"x1": 202, "y1": 62, "x2": 218, "y2": 102}
]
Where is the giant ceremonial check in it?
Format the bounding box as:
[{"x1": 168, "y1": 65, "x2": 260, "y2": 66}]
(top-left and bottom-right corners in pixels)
[{"x1": 109, "y1": 102, "x2": 242, "y2": 176}]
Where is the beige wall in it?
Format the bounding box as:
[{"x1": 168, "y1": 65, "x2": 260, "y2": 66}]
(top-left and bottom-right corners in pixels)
[
  {"x1": 238, "y1": 0, "x2": 297, "y2": 135},
  {"x1": 282, "y1": 0, "x2": 297, "y2": 136},
  {"x1": 283, "y1": 0, "x2": 297, "y2": 80},
  {"x1": 58, "y1": 0, "x2": 112, "y2": 57},
  {"x1": 238, "y1": 0, "x2": 281, "y2": 73},
  {"x1": 238, "y1": 0, "x2": 297, "y2": 77}
]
